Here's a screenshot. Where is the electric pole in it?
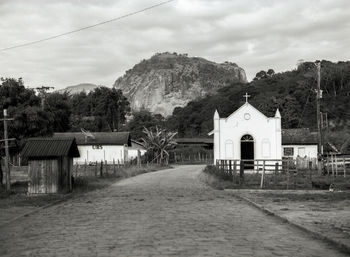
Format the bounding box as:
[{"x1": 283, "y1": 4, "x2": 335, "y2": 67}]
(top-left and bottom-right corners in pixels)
[
  {"x1": 1, "y1": 109, "x2": 14, "y2": 190},
  {"x1": 315, "y1": 61, "x2": 323, "y2": 173},
  {"x1": 35, "y1": 86, "x2": 54, "y2": 110}
]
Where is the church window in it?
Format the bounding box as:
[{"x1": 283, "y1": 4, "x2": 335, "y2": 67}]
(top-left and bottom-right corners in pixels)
[
  {"x1": 284, "y1": 147, "x2": 294, "y2": 156},
  {"x1": 225, "y1": 140, "x2": 234, "y2": 159},
  {"x1": 262, "y1": 139, "x2": 271, "y2": 158},
  {"x1": 241, "y1": 134, "x2": 254, "y2": 141}
]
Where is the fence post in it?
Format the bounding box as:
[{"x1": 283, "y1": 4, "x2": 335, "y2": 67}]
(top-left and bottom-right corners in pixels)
[
  {"x1": 233, "y1": 161, "x2": 237, "y2": 183},
  {"x1": 331, "y1": 155, "x2": 335, "y2": 177},
  {"x1": 105, "y1": 160, "x2": 108, "y2": 175},
  {"x1": 137, "y1": 150, "x2": 141, "y2": 168},
  {"x1": 343, "y1": 158, "x2": 346, "y2": 178},
  {"x1": 100, "y1": 160, "x2": 103, "y2": 177},
  {"x1": 95, "y1": 161, "x2": 97, "y2": 177},
  {"x1": 239, "y1": 161, "x2": 244, "y2": 185},
  {"x1": 113, "y1": 158, "x2": 116, "y2": 175},
  {"x1": 84, "y1": 159, "x2": 87, "y2": 174},
  {"x1": 260, "y1": 161, "x2": 265, "y2": 189},
  {"x1": 335, "y1": 155, "x2": 338, "y2": 176},
  {"x1": 326, "y1": 157, "x2": 329, "y2": 175},
  {"x1": 274, "y1": 162, "x2": 278, "y2": 189}
]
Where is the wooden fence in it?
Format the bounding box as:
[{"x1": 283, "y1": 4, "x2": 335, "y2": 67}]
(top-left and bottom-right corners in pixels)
[
  {"x1": 324, "y1": 155, "x2": 350, "y2": 177},
  {"x1": 168, "y1": 152, "x2": 213, "y2": 164}
]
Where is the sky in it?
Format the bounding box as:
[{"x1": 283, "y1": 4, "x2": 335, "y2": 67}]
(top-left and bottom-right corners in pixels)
[{"x1": 0, "y1": 0, "x2": 350, "y2": 90}]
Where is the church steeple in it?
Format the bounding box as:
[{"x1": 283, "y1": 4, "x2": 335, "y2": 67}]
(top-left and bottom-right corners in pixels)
[
  {"x1": 214, "y1": 109, "x2": 220, "y2": 119},
  {"x1": 275, "y1": 108, "x2": 281, "y2": 118}
]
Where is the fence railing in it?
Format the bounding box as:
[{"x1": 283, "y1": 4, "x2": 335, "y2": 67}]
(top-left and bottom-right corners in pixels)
[{"x1": 324, "y1": 155, "x2": 350, "y2": 177}]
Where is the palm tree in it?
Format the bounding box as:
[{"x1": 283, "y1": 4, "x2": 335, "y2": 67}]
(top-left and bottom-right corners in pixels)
[{"x1": 141, "y1": 126, "x2": 177, "y2": 165}]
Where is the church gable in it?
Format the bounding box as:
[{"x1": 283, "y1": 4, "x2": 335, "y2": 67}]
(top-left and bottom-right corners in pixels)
[{"x1": 224, "y1": 102, "x2": 270, "y2": 123}]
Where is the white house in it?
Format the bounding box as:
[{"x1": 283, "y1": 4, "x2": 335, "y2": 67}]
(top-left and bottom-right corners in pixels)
[
  {"x1": 54, "y1": 132, "x2": 132, "y2": 164},
  {"x1": 208, "y1": 94, "x2": 318, "y2": 167}
]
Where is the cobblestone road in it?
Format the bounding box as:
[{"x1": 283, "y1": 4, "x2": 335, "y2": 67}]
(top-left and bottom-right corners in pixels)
[{"x1": 0, "y1": 165, "x2": 347, "y2": 256}]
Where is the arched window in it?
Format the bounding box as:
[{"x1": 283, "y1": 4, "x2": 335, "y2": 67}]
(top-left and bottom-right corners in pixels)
[{"x1": 241, "y1": 134, "x2": 254, "y2": 142}]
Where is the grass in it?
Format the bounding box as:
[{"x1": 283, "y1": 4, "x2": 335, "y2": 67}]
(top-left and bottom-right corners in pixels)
[
  {"x1": 202, "y1": 165, "x2": 350, "y2": 190},
  {"x1": 0, "y1": 164, "x2": 169, "y2": 208}
]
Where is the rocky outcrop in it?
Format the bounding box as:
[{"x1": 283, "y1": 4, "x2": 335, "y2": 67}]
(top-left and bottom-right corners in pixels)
[
  {"x1": 113, "y1": 52, "x2": 247, "y2": 116},
  {"x1": 56, "y1": 83, "x2": 99, "y2": 95}
]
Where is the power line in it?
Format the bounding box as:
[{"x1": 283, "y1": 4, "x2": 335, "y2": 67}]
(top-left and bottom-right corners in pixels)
[{"x1": 0, "y1": 0, "x2": 175, "y2": 52}]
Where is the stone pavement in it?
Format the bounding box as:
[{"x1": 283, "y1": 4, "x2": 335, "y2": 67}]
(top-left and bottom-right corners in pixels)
[{"x1": 0, "y1": 165, "x2": 347, "y2": 257}]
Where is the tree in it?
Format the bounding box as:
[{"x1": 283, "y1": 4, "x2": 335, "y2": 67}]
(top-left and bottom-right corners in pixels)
[
  {"x1": 69, "y1": 87, "x2": 130, "y2": 132},
  {"x1": 0, "y1": 78, "x2": 53, "y2": 145},
  {"x1": 45, "y1": 92, "x2": 72, "y2": 132},
  {"x1": 90, "y1": 87, "x2": 130, "y2": 131},
  {"x1": 125, "y1": 110, "x2": 164, "y2": 140},
  {"x1": 141, "y1": 126, "x2": 177, "y2": 165}
]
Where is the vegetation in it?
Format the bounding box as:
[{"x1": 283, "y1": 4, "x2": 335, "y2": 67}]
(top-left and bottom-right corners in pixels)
[
  {"x1": 165, "y1": 60, "x2": 350, "y2": 152},
  {"x1": 141, "y1": 126, "x2": 177, "y2": 165}
]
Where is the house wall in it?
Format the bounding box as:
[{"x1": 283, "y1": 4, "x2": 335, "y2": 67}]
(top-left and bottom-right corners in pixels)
[
  {"x1": 282, "y1": 144, "x2": 318, "y2": 159},
  {"x1": 74, "y1": 145, "x2": 127, "y2": 164},
  {"x1": 214, "y1": 103, "x2": 282, "y2": 164}
]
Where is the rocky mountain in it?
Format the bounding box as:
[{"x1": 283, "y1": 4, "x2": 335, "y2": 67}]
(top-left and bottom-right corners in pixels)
[
  {"x1": 56, "y1": 83, "x2": 99, "y2": 95},
  {"x1": 113, "y1": 52, "x2": 247, "y2": 116}
]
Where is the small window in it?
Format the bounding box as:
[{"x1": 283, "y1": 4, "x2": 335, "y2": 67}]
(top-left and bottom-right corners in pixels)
[{"x1": 284, "y1": 147, "x2": 294, "y2": 156}]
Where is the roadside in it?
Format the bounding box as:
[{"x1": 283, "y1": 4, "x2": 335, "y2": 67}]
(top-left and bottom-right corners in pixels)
[
  {"x1": 200, "y1": 170, "x2": 350, "y2": 253},
  {"x1": 0, "y1": 164, "x2": 168, "y2": 226}
]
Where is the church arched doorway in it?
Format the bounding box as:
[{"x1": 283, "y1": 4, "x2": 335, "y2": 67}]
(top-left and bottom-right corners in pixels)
[{"x1": 240, "y1": 134, "x2": 254, "y2": 169}]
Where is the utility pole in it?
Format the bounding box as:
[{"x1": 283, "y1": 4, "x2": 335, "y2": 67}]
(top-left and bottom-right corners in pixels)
[
  {"x1": 1, "y1": 109, "x2": 14, "y2": 190},
  {"x1": 35, "y1": 86, "x2": 54, "y2": 110},
  {"x1": 315, "y1": 61, "x2": 323, "y2": 173}
]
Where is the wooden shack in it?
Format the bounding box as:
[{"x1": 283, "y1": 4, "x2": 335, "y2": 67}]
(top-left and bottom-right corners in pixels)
[{"x1": 21, "y1": 138, "x2": 80, "y2": 194}]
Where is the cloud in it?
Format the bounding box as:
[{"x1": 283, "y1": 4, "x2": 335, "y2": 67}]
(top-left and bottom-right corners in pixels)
[{"x1": 0, "y1": 0, "x2": 349, "y2": 88}]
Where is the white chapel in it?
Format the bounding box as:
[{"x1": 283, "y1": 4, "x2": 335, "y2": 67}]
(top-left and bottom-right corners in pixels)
[{"x1": 209, "y1": 93, "x2": 282, "y2": 164}]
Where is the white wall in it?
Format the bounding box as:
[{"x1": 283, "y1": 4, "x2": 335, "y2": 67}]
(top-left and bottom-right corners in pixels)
[
  {"x1": 214, "y1": 103, "x2": 282, "y2": 163},
  {"x1": 128, "y1": 149, "x2": 147, "y2": 160},
  {"x1": 282, "y1": 145, "x2": 317, "y2": 159},
  {"x1": 74, "y1": 145, "x2": 127, "y2": 164}
]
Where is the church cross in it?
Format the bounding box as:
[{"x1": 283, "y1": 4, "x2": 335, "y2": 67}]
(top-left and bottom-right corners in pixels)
[{"x1": 243, "y1": 92, "x2": 251, "y2": 103}]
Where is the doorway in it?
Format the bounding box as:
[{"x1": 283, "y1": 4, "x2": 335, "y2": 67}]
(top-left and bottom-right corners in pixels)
[{"x1": 240, "y1": 134, "x2": 254, "y2": 169}]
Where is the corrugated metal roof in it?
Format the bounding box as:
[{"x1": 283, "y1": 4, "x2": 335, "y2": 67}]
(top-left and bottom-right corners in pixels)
[
  {"x1": 21, "y1": 138, "x2": 80, "y2": 158},
  {"x1": 53, "y1": 132, "x2": 131, "y2": 146},
  {"x1": 282, "y1": 128, "x2": 317, "y2": 145}
]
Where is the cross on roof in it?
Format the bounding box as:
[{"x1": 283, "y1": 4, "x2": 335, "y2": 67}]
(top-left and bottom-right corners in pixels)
[{"x1": 243, "y1": 92, "x2": 251, "y2": 103}]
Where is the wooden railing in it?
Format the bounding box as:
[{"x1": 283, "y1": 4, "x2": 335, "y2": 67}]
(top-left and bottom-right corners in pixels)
[{"x1": 324, "y1": 155, "x2": 350, "y2": 177}]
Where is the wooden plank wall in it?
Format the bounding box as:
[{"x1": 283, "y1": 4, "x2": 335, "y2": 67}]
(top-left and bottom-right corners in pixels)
[{"x1": 28, "y1": 159, "x2": 59, "y2": 194}]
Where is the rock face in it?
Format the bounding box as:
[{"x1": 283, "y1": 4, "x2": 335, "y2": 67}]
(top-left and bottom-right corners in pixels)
[
  {"x1": 56, "y1": 83, "x2": 99, "y2": 95},
  {"x1": 113, "y1": 52, "x2": 247, "y2": 116}
]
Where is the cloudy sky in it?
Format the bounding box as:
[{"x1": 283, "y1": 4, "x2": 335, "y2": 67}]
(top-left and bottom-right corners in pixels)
[{"x1": 1, "y1": 0, "x2": 350, "y2": 89}]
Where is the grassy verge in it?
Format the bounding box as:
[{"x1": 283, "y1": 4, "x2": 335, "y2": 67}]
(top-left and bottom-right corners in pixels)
[
  {"x1": 0, "y1": 164, "x2": 169, "y2": 208},
  {"x1": 202, "y1": 165, "x2": 350, "y2": 190}
]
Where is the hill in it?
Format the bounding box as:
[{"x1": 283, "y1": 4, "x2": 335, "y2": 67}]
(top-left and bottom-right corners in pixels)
[
  {"x1": 113, "y1": 52, "x2": 247, "y2": 116},
  {"x1": 56, "y1": 83, "x2": 99, "y2": 95}
]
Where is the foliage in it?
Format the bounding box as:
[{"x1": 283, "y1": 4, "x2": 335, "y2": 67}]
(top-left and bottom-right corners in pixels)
[
  {"x1": 141, "y1": 126, "x2": 177, "y2": 165},
  {"x1": 165, "y1": 60, "x2": 350, "y2": 149},
  {"x1": 124, "y1": 110, "x2": 164, "y2": 140},
  {"x1": 45, "y1": 92, "x2": 71, "y2": 132},
  {"x1": 0, "y1": 78, "x2": 54, "y2": 150},
  {"x1": 69, "y1": 87, "x2": 130, "y2": 132}
]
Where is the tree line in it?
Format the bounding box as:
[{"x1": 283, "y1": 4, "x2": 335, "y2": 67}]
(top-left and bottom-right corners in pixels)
[
  {"x1": 0, "y1": 78, "x2": 130, "y2": 151},
  {"x1": 1, "y1": 60, "x2": 350, "y2": 153}
]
